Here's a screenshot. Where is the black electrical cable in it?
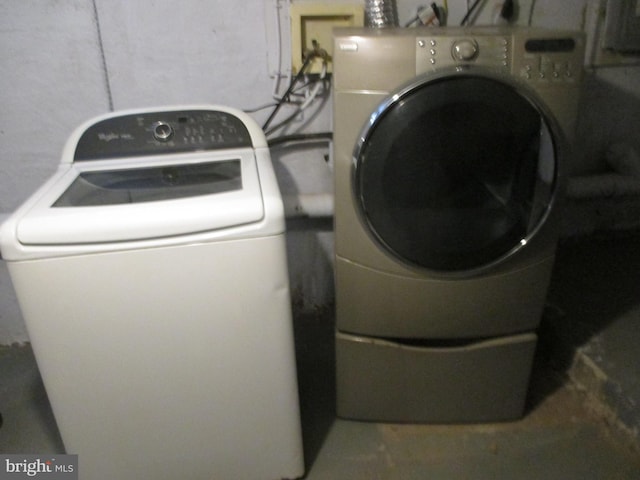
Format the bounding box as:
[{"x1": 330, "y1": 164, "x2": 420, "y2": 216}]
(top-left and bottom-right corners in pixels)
[
  {"x1": 460, "y1": 0, "x2": 483, "y2": 26},
  {"x1": 262, "y1": 54, "x2": 315, "y2": 132},
  {"x1": 264, "y1": 66, "x2": 329, "y2": 136},
  {"x1": 431, "y1": 2, "x2": 442, "y2": 24},
  {"x1": 267, "y1": 132, "x2": 332, "y2": 148},
  {"x1": 528, "y1": 0, "x2": 538, "y2": 25},
  {"x1": 500, "y1": 0, "x2": 515, "y2": 21},
  {"x1": 245, "y1": 77, "x2": 318, "y2": 114}
]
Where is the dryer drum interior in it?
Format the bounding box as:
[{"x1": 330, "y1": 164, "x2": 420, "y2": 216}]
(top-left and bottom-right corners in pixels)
[{"x1": 354, "y1": 75, "x2": 558, "y2": 272}]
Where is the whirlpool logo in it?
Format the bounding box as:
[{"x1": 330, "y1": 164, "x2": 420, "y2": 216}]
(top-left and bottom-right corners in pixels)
[{"x1": 0, "y1": 455, "x2": 77, "y2": 479}]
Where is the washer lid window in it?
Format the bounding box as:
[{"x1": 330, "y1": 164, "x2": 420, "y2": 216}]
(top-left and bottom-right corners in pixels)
[
  {"x1": 53, "y1": 159, "x2": 242, "y2": 207},
  {"x1": 16, "y1": 151, "x2": 264, "y2": 245},
  {"x1": 354, "y1": 74, "x2": 559, "y2": 272}
]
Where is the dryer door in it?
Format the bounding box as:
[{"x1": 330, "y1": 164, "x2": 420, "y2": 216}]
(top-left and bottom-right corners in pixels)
[{"x1": 354, "y1": 73, "x2": 560, "y2": 273}]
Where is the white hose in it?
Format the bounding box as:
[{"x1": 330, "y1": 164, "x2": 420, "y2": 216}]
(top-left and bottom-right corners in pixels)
[{"x1": 567, "y1": 143, "x2": 640, "y2": 198}]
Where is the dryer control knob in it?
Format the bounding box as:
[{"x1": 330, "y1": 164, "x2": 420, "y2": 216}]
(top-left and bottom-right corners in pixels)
[{"x1": 452, "y1": 39, "x2": 479, "y2": 61}]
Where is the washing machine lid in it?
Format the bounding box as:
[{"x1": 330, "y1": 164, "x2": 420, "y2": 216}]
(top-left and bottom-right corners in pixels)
[
  {"x1": 354, "y1": 72, "x2": 561, "y2": 273},
  {"x1": 14, "y1": 150, "x2": 264, "y2": 245}
]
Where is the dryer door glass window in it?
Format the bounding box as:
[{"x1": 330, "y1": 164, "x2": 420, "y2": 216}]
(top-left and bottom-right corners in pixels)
[{"x1": 355, "y1": 76, "x2": 557, "y2": 272}]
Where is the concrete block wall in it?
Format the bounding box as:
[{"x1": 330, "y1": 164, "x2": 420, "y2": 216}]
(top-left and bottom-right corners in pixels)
[{"x1": 1, "y1": 0, "x2": 639, "y2": 344}]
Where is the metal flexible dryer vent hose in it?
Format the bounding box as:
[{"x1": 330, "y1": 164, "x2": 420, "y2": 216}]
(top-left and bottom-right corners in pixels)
[{"x1": 364, "y1": 0, "x2": 399, "y2": 28}]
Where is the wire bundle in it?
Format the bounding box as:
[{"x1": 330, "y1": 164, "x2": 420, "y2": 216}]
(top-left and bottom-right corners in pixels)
[{"x1": 261, "y1": 49, "x2": 328, "y2": 136}]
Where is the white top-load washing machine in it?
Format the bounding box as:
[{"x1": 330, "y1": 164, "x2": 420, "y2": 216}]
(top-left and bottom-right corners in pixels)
[{"x1": 0, "y1": 106, "x2": 304, "y2": 480}]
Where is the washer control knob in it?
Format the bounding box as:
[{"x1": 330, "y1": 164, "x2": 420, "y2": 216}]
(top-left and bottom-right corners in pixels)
[
  {"x1": 452, "y1": 39, "x2": 479, "y2": 61},
  {"x1": 152, "y1": 121, "x2": 173, "y2": 141}
]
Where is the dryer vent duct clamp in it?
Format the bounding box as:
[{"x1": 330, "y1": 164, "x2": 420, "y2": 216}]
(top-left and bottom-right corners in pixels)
[{"x1": 332, "y1": 27, "x2": 585, "y2": 423}]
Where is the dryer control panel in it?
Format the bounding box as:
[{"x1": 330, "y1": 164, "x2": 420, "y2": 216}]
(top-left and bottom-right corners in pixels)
[
  {"x1": 512, "y1": 36, "x2": 583, "y2": 86},
  {"x1": 74, "y1": 110, "x2": 252, "y2": 161},
  {"x1": 416, "y1": 34, "x2": 511, "y2": 71},
  {"x1": 415, "y1": 30, "x2": 584, "y2": 89}
]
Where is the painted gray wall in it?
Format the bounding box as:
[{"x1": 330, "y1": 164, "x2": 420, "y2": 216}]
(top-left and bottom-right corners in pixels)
[{"x1": 1, "y1": 0, "x2": 639, "y2": 344}]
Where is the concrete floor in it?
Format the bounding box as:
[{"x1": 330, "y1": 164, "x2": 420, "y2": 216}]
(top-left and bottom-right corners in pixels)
[
  {"x1": 1, "y1": 231, "x2": 640, "y2": 479},
  {"x1": 543, "y1": 230, "x2": 640, "y2": 441}
]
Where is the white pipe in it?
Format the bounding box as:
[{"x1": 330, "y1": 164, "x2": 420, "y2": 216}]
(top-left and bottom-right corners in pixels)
[
  {"x1": 282, "y1": 193, "x2": 334, "y2": 218},
  {"x1": 567, "y1": 143, "x2": 640, "y2": 199}
]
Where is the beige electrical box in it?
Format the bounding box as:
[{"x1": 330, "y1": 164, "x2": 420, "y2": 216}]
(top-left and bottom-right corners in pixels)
[{"x1": 290, "y1": 3, "x2": 364, "y2": 74}]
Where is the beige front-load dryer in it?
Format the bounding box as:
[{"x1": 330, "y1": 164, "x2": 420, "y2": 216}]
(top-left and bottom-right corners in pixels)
[{"x1": 333, "y1": 27, "x2": 584, "y2": 422}]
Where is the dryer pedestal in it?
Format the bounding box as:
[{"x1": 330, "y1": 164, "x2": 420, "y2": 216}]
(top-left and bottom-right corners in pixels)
[{"x1": 336, "y1": 331, "x2": 537, "y2": 423}]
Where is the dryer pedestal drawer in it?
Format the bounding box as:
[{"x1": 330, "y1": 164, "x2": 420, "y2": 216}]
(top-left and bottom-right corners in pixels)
[{"x1": 336, "y1": 331, "x2": 537, "y2": 423}]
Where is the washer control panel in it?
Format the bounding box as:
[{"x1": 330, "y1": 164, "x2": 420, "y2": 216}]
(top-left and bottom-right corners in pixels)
[{"x1": 74, "y1": 110, "x2": 253, "y2": 161}]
